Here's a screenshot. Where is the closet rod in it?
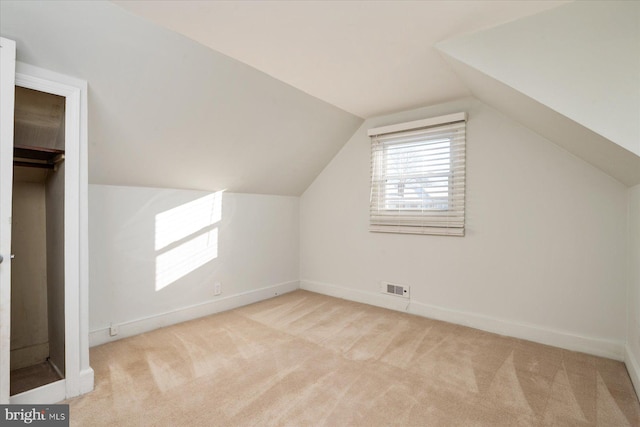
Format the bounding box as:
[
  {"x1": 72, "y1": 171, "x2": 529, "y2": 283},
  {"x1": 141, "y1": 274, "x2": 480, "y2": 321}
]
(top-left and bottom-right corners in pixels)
[
  {"x1": 13, "y1": 160, "x2": 59, "y2": 169},
  {"x1": 13, "y1": 144, "x2": 65, "y2": 169}
]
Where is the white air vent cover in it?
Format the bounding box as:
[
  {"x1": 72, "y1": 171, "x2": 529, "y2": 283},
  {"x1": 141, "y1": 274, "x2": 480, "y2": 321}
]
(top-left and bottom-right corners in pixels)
[{"x1": 381, "y1": 281, "x2": 410, "y2": 299}]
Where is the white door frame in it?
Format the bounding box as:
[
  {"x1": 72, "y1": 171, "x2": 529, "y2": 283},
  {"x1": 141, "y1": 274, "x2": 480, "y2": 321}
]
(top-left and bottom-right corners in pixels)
[{"x1": 1, "y1": 60, "x2": 93, "y2": 404}]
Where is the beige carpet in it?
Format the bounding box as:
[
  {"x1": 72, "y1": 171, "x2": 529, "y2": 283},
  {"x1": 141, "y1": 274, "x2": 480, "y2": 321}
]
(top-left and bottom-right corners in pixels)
[{"x1": 67, "y1": 290, "x2": 639, "y2": 426}]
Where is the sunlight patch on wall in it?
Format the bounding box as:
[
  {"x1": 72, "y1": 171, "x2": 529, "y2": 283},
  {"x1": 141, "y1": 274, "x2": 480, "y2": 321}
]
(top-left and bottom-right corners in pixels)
[
  {"x1": 155, "y1": 228, "x2": 219, "y2": 291},
  {"x1": 155, "y1": 192, "x2": 223, "y2": 291},
  {"x1": 155, "y1": 192, "x2": 222, "y2": 251}
]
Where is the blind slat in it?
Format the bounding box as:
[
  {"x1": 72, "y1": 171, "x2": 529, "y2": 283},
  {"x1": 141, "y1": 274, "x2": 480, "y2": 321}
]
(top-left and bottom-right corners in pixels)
[{"x1": 369, "y1": 113, "x2": 466, "y2": 236}]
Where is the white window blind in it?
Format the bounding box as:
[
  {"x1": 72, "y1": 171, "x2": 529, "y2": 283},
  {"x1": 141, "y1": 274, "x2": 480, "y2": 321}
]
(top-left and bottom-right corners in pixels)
[{"x1": 369, "y1": 112, "x2": 467, "y2": 236}]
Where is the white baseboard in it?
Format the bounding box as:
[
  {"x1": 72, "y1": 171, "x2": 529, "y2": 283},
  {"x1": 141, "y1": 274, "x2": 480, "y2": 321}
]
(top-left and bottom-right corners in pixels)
[
  {"x1": 89, "y1": 278, "x2": 626, "y2": 362},
  {"x1": 625, "y1": 344, "x2": 640, "y2": 400},
  {"x1": 10, "y1": 379, "x2": 66, "y2": 405},
  {"x1": 300, "y1": 280, "x2": 625, "y2": 361},
  {"x1": 7, "y1": 368, "x2": 94, "y2": 404},
  {"x1": 78, "y1": 367, "x2": 94, "y2": 396},
  {"x1": 89, "y1": 281, "x2": 299, "y2": 347}
]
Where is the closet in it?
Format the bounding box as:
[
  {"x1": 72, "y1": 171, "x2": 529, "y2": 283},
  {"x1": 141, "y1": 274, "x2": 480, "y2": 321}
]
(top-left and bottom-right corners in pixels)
[
  {"x1": 1, "y1": 38, "x2": 92, "y2": 404},
  {"x1": 9, "y1": 87, "x2": 66, "y2": 395}
]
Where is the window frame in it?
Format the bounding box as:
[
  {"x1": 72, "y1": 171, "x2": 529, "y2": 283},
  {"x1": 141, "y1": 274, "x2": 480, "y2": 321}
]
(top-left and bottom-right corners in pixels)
[{"x1": 368, "y1": 112, "x2": 467, "y2": 236}]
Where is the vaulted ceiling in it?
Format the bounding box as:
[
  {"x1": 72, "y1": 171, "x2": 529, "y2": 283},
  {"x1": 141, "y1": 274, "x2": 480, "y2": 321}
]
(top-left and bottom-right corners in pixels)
[
  {"x1": 113, "y1": 0, "x2": 569, "y2": 119},
  {"x1": 114, "y1": 0, "x2": 640, "y2": 187},
  {"x1": 2, "y1": 1, "x2": 638, "y2": 194},
  {"x1": 1, "y1": 1, "x2": 362, "y2": 195}
]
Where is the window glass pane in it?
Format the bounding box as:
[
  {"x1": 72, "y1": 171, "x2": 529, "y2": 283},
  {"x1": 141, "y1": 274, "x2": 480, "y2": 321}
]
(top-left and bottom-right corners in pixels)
[{"x1": 383, "y1": 138, "x2": 451, "y2": 211}]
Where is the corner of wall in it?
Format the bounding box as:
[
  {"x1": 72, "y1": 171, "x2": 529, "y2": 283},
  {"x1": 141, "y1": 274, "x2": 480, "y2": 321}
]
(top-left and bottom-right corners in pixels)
[
  {"x1": 89, "y1": 281, "x2": 299, "y2": 347},
  {"x1": 625, "y1": 345, "x2": 640, "y2": 399},
  {"x1": 625, "y1": 184, "x2": 640, "y2": 400},
  {"x1": 300, "y1": 280, "x2": 625, "y2": 361}
]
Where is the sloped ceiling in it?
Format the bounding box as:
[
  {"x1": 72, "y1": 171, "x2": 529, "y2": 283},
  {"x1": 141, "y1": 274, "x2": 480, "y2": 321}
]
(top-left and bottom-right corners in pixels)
[
  {"x1": 2, "y1": 1, "x2": 637, "y2": 192},
  {"x1": 113, "y1": 0, "x2": 568, "y2": 119},
  {"x1": 0, "y1": 1, "x2": 362, "y2": 195},
  {"x1": 436, "y1": 0, "x2": 640, "y2": 186},
  {"x1": 112, "y1": 0, "x2": 639, "y2": 188}
]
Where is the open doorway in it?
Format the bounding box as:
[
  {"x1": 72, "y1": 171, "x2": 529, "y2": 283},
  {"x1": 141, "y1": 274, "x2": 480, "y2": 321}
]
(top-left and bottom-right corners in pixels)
[
  {"x1": 10, "y1": 87, "x2": 66, "y2": 395},
  {"x1": 1, "y1": 45, "x2": 93, "y2": 404}
]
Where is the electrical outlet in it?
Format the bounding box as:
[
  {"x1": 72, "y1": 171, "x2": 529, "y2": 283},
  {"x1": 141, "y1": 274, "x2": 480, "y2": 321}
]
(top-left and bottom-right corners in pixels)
[
  {"x1": 214, "y1": 282, "x2": 221, "y2": 296},
  {"x1": 109, "y1": 323, "x2": 119, "y2": 337}
]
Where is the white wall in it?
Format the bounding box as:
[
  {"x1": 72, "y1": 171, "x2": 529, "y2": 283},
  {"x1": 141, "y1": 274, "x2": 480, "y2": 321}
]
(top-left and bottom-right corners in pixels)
[
  {"x1": 88, "y1": 185, "x2": 299, "y2": 345},
  {"x1": 627, "y1": 184, "x2": 640, "y2": 392},
  {"x1": 300, "y1": 97, "x2": 629, "y2": 359}
]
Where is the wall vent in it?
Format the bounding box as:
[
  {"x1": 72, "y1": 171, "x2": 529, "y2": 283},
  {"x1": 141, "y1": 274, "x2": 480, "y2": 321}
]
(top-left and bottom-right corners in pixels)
[{"x1": 381, "y1": 281, "x2": 410, "y2": 299}]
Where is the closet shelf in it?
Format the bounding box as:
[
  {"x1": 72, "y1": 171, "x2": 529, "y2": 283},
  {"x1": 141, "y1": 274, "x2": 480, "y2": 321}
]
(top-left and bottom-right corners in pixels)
[{"x1": 13, "y1": 145, "x2": 65, "y2": 169}]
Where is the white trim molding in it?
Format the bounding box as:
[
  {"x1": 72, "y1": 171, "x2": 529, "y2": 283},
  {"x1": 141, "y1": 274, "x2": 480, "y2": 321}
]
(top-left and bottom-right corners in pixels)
[
  {"x1": 300, "y1": 279, "x2": 625, "y2": 361},
  {"x1": 625, "y1": 345, "x2": 640, "y2": 400},
  {"x1": 10, "y1": 62, "x2": 93, "y2": 403},
  {"x1": 9, "y1": 369, "x2": 93, "y2": 404},
  {"x1": 10, "y1": 380, "x2": 65, "y2": 405},
  {"x1": 89, "y1": 281, "x2": 299, "y2": 347},
  {"x1": 368, "y1": 112, "x2": 467, "y2": 137}
]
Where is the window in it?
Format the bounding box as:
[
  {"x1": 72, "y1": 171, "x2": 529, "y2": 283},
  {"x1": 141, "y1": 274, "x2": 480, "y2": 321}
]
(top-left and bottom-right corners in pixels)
[{"x1": 368, "y1": 112, "x2": 466, "y2": 236}]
